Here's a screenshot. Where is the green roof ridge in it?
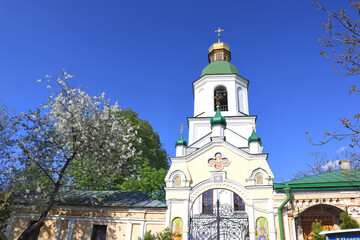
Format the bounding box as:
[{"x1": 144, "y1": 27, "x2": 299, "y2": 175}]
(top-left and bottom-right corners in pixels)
[
  {"x1": 14, "y1": 190, "x2": 166, "y2": 208},
  {"x1": 210, "y1": 107, "x2": 226, "y2": 127},
  {"x1": 201, "y1": 61, "x2": 239, "y2": 77},
  {"x1": 274, "y1": 169, "x2": 360, "y2": 190},
  {"x1": 175, "y1": 133, "x2": 187, "y2": 147}
]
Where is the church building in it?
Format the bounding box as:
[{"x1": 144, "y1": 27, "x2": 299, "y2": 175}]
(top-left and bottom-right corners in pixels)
[
  {"x1": 6, "y1": 31, "x2": 360, "y2": 240},
  {"x1": 165, "y1": 30, "x2": 275, "y2": 240},
  {"x1": 164, "y1": 30, "x2": 360, "y2": 240}
]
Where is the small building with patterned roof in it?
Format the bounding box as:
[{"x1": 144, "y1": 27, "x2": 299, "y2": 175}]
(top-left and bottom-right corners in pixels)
[
  {"x1": 7, "y1": 191, "x2": 166, "y2": 240},
  {"x1": 273, "y1": 165, "x2": 360, "y2": 240}
]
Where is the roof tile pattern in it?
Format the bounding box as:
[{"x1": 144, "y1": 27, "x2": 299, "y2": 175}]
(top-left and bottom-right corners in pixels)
[
  {"x1": 274, "y1": 169, "x2": 360, "y2": 191},
  {"x1": 16, "y1": 191, "x2": 166, "y2": 208}
]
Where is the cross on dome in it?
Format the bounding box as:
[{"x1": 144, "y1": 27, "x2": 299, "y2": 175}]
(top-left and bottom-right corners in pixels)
[
  {"x1": 207, "y1": 28, "x2": 231, "y2": 63},
  {"x1": 178, "y1": 123, "x2": 185, "y2": 134},
  {"x1": 215, "y1": 28, "x2": 224, "y2": 43}
]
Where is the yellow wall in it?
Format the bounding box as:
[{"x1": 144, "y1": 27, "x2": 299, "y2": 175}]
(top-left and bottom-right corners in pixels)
[
  {"x1": 9, "y1": 206, "x2": 166, "y2": 240},
  {"x1": 72, "y1": 221, "x2": 128, "y2": 240},
  {"x1": 131, "y1": 223, "x2": 141, "y2": 240},
  {"x1": 146, "y1": 223, "x2": 165, "y2": 234},
  {"x1": 38, "y1": 219, "x2": 56, "y2": 240},
  {"x1": 274, "y1": 191, "x2": 360, "y2": 240},
  {"x1": 8, "y1": 218, "x2": 27, "y2": 240},
  {"x1": 167, "y1": 145, "x2": 274, "y2": 197},
  {"x1": 8, "y1": 219, "x2": 56, "y2": 240},
  {"x1": 9, "y1": 218, "x2": 166, "y2": 240}
]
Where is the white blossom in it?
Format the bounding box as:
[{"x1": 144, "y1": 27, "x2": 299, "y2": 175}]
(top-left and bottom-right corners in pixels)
[{"x1": 5, "y1": 71, "x2": 141, "y2": 212}]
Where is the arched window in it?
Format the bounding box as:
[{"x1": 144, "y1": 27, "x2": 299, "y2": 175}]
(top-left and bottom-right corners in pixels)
[
  {"x1": 234, "y1": 193, "x2": 245, "y2": 211},
  {"x1": 202, "y1": 190, "x2": 213, "y2": 214},
  {"x1": 214, "y1": 86, "x2": 228, "y2": 111}
]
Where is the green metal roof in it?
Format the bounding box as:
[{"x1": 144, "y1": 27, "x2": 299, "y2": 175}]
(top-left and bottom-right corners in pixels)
[
  {"x1": 175, "y1": 133, "x2": 187, "y2": 147},
  {"x1": 201, "y1": 61, "x2": 239, "y2": 77},
  {"x1": 274, "y1": 169, "x2": 360, "y2": 191},
  {"x1": 248, "y1": 130, "x2": 261, "y2": 144},
  {"x1": 16, "y1": 191, "x2": 166, "y2": 208},
  {"x1": 210, "y1": 107, "x2": 226, "y2": 126}
]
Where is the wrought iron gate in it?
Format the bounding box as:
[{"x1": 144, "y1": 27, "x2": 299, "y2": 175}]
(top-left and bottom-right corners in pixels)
[{"x1": 189, "y1": 203, "x2": 249, "y2": 240}]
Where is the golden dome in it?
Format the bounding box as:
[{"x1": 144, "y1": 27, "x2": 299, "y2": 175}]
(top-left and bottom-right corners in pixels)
[{"x1": 208, "y1": 42, "x2": 231, "y2": 63}]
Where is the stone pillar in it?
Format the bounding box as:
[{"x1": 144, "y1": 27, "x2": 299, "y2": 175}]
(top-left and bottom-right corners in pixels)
[
  {"x1": 248, "y1": 200, "x2": 256, "y2": 240},
  {"x1": 268, "y1": 199, "x2": 276, "y2": 240},
  {"x1": 126, "y1": 222, "x2": 132, "y2": 240},
  {"x1": 165, "y1": 200, "x2": 171, "y2": 228},
  {"x1": 284, "y1": 209, "x2": 290, "y2": 240},
  {"x1": 249, "y1": 141, "x2": 260, "y2": 154},
  {"x1": 54, "y1": 219, "x2": 62, "y2": 240},
  {"x1": 176, "y1": 145, "x2": 186, "y2": 157},
  {"x1": 183, "y1": 200, "x2": 190, "y2": 240},
  {"x1": 212, "y1": 124, "x2": 225, "y2": 137},
  {"x1": 65, "y1": 219, "x2": 75, "y2": 240}
]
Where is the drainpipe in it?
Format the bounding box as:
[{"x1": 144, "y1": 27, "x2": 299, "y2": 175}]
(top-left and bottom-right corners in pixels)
[{"x1": 277, "y1": 184, "x2": 291, "y2": 240}]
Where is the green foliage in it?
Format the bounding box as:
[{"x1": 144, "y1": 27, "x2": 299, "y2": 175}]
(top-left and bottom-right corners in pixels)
[
  {"x1": 340, "y1": 212, "x2": 360, "y2": 229},
  {"x1": 0, "y1": 192, "x2": 12, "y2": 240},
  {"x1": 310, "y1": 220, "x2": 326, "y2": 240},
  {"x1": 70, "y1": 108, "x2": 169, "y2": 200},
  {"x1": 0, "y1": 100, "x2": 16, "y2": 160},
  {"x1": 138, "y1": 228, "x2": 181, "y2": 240},
  {"x1": 119, "y1": 109, "x2": 168, "y2": 170},
  {"x1": 119, "y1": 161, "x2": 167, "y2": 200},
  {"x1": 3, "y1": 73, "x2": 145, "y2": 239}
]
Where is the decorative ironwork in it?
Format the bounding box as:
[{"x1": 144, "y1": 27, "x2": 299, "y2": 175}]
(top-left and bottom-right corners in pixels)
[
  {"x1": 214, "y1": 93, "x2": 223, "y2": 109},
  {"x1": 190, "y1": 203, "x2": 249, "y2": 240},
  {"x1": 214, "y1": 89, "x2": 228, "y2": 111}
]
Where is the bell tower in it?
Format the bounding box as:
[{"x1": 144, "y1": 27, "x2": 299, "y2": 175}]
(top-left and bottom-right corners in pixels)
[
  {"x1": 189, "y1": 31, "x2": 252, "y2": 146},
  {"x1": 165, "y1": 30, "x2": 275, "y2": 240},
  {"x1": 193, "y1": 32, "x2": 249, "y2": 120}
]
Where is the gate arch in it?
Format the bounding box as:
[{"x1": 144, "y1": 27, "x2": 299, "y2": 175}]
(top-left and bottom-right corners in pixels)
[
  {"x1": 189, "y1": 187, "x2": 249, "y2": 240},
  {"x1": 189, "y1": 179, "x2": 250, "y2": 205},
  {"x1": 295, "y1": 204, "x2": 344, "y2": 240}
]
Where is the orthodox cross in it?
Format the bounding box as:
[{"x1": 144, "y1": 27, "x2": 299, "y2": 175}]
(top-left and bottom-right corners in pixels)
[
  {"x1": 214, "y1": 92, "x2": 223, "y2": 108},
  {"x1": 208, "y1": 152, "x2": 230, "y2": 171},
  {"x1": 215, "y1": 28, "x2": 224, "y2": 42},
  {"x1": 250, "y1": 121, "x2": 256, "y2": 130},
  {"x1": 179, "y1": 123, "x2": 185, "y2": 134}
]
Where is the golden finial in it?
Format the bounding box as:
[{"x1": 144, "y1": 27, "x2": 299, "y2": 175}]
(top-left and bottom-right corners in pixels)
[
  {"x1": 215, "y1": 28, "x2": 224, "y2": 43},
  {"x1": 179, "y1": 123, "x2": 185, "y2": 134},
  {"x1": 214, "y1": 93, "x2": 223, "y2": 108}
]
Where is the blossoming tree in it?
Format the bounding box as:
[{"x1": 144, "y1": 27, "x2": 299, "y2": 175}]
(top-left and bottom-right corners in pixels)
[{"x1": 3, "y1": 72, "x2": 141, "y2": 239}]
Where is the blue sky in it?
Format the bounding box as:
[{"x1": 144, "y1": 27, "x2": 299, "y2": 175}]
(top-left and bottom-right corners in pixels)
[{"x1": 0, "y1": 1, "x2": 358, "y2": 181}]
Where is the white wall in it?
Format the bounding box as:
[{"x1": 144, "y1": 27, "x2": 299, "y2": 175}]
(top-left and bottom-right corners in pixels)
[{"x1": 193, "y1": 74, "x2": 249, "y2": 118}]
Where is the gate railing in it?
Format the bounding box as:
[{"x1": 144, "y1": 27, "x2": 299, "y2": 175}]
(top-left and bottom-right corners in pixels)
[{"x1": 189, "y1": 203, "x2": 249, "y2": 240}]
